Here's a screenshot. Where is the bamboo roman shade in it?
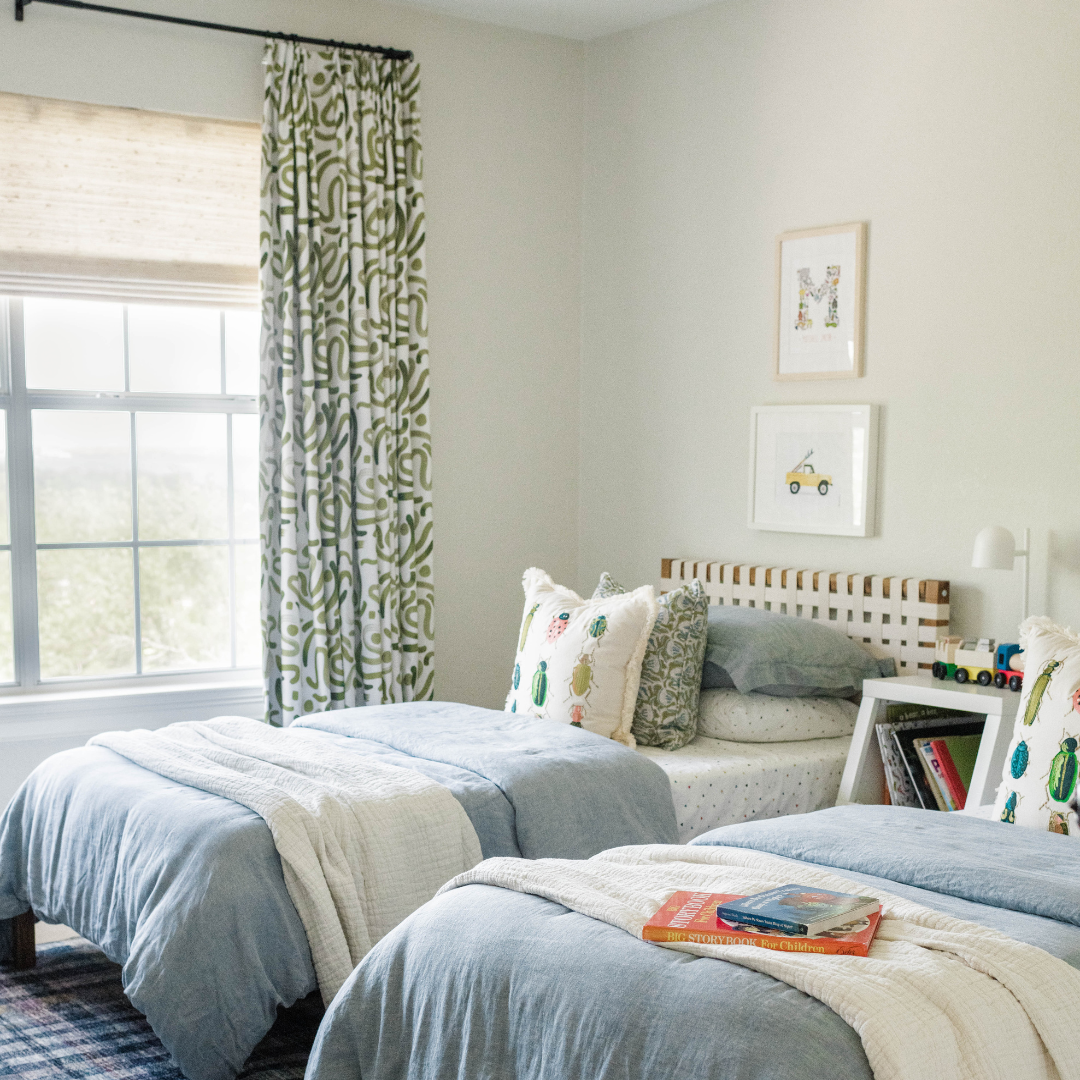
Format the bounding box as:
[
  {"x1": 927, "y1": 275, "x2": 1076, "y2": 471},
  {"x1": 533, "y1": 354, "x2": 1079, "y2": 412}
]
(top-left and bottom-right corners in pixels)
[{"x1": 0, "y1": 92, "x2": 260, "y2": 304}]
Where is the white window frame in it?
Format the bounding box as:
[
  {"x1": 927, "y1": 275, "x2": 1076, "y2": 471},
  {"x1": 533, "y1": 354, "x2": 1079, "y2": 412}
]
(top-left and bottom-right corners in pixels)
[{"x1": 0, "y1": 294, "x2": 261, "y2": 699}]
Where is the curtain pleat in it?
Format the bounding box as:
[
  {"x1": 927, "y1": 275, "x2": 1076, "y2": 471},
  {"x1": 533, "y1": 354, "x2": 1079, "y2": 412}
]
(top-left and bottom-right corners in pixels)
[{"x1": 260, "y1": 42, "x2": 433, "y2": 726}]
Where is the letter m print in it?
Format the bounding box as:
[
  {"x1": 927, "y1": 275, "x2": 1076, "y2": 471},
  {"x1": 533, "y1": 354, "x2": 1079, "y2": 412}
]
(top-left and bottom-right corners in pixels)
[{"x1": 795, "y1": 266, "x2": 840, "y2": 331}]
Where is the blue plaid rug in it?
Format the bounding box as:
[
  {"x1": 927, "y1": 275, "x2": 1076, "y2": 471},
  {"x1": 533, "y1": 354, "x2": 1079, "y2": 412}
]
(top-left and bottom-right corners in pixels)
[{"x1": 0, "y1": 940, "x2": 322, "y2": 1077}]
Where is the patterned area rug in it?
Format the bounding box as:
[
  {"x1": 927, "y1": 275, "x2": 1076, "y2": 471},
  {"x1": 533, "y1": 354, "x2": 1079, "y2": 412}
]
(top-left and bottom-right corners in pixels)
[{"x1": 0, "y1": 940, "x2": 322, "y2": 1077}]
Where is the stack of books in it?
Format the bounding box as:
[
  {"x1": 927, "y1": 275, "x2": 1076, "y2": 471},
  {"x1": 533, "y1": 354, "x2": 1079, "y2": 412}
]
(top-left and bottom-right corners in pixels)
[
  {"x1": 874, "y1": 704, "x2": 984, "y2": 810},
  {"x1": 643, "y1": 884, "x2": 882, "y2": 956}
]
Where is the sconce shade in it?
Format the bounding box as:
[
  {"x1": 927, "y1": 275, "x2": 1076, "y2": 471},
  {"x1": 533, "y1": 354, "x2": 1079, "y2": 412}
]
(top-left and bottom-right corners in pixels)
[{"x1": 972, "y1": 525, "x2": 1016, "y2": 570}]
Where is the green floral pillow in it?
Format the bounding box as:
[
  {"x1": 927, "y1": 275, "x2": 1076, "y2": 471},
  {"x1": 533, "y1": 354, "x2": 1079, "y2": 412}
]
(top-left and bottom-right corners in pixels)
[{"x1": 593, "y1": 572, "x2": 708, "y2": 750}]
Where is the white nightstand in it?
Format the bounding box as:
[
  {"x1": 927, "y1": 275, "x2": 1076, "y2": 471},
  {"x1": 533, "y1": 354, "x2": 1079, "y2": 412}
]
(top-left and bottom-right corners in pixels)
[{"x1": 836, "y1": 674, "x2": 1020, "y2": 809}]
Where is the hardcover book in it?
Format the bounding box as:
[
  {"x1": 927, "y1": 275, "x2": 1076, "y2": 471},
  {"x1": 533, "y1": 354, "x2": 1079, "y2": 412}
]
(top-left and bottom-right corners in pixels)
[
  {"x1": 875, "y1": 708, "x2": 970, "y2": 808},
  {"x1": 931, "y1": 734, "x2": 982, "y2": 808},
  {"x1": 715, "y1": 884, "x2": 880, "y2": 936},
  {"x1": 893, "y1": 718, "x2": 984, "y2": 810},
  {"x1": 642, "y1": 891, "x2": 881, "y2": 957},
  {"x1": 917, "y1": 739, "x2": 956, "y2": 811}
]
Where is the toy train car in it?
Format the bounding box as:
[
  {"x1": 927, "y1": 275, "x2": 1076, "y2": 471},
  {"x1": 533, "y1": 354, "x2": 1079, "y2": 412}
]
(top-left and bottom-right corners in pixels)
[{"x1": 931, "y1": 637, "x2": 1024, "y2": 691}]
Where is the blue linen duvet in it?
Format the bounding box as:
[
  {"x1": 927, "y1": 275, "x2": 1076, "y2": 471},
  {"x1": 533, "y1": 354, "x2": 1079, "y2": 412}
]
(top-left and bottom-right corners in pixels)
[
  {"x1": 306, "y1": 805, "x2": 1080, "y2": 1080},
  {"x1": 0, "y1": 701, "x2": 677, "y2": 1080}
]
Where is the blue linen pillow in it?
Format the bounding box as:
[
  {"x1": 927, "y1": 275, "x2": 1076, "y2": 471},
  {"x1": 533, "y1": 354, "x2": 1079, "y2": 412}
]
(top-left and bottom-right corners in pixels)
[
  {"x1": 701, "y1": 660, "x2": 736, "y2": 689},
  {"x1": 704, "y1": 604, "x2": 894, "y2": 698}
]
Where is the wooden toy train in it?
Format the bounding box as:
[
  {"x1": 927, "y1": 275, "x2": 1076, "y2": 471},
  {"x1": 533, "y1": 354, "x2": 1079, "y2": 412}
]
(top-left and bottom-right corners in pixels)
[{"x1": 931, "y1": 637, "x2": 1025, "y2": 691}]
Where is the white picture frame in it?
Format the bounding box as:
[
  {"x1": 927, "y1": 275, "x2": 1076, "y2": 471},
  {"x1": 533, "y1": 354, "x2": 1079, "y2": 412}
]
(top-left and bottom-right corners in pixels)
[
  {"x1": 774, "y1": 222, "x2": 866, "y2": 381},
  {"x1": 748, "y1": 404, "x2": 878, "y2": 536}
]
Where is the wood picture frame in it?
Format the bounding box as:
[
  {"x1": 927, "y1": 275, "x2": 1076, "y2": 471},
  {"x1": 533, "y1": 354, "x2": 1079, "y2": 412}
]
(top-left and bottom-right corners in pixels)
[{"x1": 774, "y1": 222, "x2": 866, "y2": 381}]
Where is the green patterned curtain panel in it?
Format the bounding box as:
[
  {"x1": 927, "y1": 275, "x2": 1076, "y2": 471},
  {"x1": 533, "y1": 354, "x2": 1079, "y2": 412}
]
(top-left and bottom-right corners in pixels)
[{"x1": 260, "y1": 42, "x2": 433, "y2": 726}]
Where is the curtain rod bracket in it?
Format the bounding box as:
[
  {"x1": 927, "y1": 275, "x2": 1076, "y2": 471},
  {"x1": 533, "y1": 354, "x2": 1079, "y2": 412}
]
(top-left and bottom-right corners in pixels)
[{"x1": 15, "y1": 0, "x2": 28, "y2": 23}]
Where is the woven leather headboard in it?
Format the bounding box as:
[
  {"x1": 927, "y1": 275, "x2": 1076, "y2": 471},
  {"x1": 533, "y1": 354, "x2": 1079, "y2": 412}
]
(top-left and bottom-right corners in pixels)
[{"x1": 661, "y1": 558, "x2": 950, "y2": 672}]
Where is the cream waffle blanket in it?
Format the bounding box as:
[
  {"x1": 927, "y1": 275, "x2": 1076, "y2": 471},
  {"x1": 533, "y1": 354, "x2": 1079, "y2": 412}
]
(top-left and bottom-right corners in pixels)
[
  {"x1": 440, "y1": 844, "x2": 1080, "y2": 1080},
  {"x1": 92, "y1": 716, "x2": 482, "y2": 1003}
]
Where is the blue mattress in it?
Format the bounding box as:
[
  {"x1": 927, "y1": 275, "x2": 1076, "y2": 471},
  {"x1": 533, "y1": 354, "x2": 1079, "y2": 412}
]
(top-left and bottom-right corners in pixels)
[
  {"x1": 0, "y1": 701, "x2": 677, "y2": 1080},
  {"x1": 305, "y1": 805, "x2": 1080, "y2": 1080}
]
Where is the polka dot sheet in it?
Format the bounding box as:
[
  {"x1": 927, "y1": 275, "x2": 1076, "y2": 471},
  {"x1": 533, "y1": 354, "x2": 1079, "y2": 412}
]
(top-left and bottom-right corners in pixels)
[{"x1": 637, "y1": 734, "x2": 852, "y2": 843}]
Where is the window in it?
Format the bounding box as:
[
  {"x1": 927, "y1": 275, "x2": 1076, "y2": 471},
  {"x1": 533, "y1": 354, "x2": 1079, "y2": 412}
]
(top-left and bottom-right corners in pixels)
[{"x1": 0, "y1": 295, "x2": 259, "y2": 687}]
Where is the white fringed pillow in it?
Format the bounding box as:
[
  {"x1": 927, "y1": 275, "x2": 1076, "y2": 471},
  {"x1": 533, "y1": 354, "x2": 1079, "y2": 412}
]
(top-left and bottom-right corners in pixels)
[
  {"x1": 697, "y1": 688, "x2": 858, "y2": 743},
  {"x1": 993, "y1": 618, "x2": 1080, "y2": 836},
  {"x1": 505, "y1": 568, "x2": 658, "y2": 746}
]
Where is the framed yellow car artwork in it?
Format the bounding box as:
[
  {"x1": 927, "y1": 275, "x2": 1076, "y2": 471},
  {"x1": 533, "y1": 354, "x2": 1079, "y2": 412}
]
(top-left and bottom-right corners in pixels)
[{"x1": 748, "y1": 404, "x2": 878, "y2": 536}]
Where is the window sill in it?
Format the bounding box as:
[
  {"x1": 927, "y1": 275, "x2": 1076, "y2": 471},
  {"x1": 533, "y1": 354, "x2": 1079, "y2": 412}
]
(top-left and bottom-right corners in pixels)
[{"x1": 0, "y1": 674, "x2": 263, "y2": 742}]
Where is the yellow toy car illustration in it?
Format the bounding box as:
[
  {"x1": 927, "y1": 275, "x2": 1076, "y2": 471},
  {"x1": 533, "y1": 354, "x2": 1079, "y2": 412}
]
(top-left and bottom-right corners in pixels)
[{"x1": 785, "y1": 452, "x2": 832, "y2": 495}]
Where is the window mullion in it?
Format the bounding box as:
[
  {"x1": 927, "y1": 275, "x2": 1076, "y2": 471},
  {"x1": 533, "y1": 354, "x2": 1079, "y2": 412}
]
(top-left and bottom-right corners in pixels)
[
  {"x1": 227, "y1": 413, "x2": 236, "y2": 668},
  {"x1": 127, "y1": 307, "x2": 143, "y2": 676},
  {"x1": 6, "y1": 299, "x2": 41, "y2": 687}
]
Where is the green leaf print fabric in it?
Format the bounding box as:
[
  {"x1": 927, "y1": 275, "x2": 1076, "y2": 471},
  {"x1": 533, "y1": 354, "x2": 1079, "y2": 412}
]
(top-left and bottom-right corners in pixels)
[
  {"x1": 593, "y1": 573, "x2": 708, "y2": 750},
  {"x1": 260, "y1": 42, "x2": 433, "y2": 725}
]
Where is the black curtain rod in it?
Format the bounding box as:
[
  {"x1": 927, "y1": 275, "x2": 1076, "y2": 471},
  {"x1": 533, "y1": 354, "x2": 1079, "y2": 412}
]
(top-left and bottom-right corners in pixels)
[{"x1": 14, "y1": 0, "x2": 413, "y2": 61}]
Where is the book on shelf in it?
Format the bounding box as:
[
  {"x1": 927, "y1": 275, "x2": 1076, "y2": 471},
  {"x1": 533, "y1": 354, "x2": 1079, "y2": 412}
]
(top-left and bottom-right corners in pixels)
[
  {"x1": 875, "y1": 709, "x2": 983, "y2": 808},
  {"x1": 893, "y1": 718, "x2": 984, "y2": 810},
  {"x1": 875, "y1": 704, "x2": 965, "y2": 806},
  {"x1": 642, "y1": 890, "x2": 882, "y2": 957},
  {"x1": 917, "y1": 739, "x2": 956, "y2": 811},
  {"x1": 931, "y1": 735, "x2": 982, "y2": 809}
]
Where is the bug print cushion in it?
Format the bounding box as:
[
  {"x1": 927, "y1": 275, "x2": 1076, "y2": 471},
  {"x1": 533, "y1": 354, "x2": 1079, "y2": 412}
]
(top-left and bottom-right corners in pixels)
[
  {"x1": 505, "y1": 568, "x2": 659, "y2": 747},
  {"x1": 593, "y1": 572, "x2": 708, "y2": 751},
  {"x1": 993, "y1": 618, "x2": 1080, "y2": 836}
]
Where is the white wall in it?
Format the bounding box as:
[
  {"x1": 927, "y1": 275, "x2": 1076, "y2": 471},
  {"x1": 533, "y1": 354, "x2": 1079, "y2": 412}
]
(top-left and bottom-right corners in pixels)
[
  {"x1": 580, "y1": 0, "x2": 1080, "y2": 642},
  {"x1": 0, "y1": 0, "x2": 583, "y2": 800}
]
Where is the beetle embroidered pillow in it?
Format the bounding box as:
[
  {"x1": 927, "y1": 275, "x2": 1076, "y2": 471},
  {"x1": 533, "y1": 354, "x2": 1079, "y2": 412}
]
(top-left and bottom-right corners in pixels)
[
  {"x1": 505, "y1": 568, "x2": 659, "y2": 746},
  {"x1": 993, "y1": 618, "x2": 1080, "y2": 836}
]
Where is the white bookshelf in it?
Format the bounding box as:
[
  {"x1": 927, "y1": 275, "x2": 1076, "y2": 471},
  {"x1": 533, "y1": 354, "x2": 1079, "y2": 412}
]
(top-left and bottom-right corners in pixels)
[{"x1": 837, "y1": 674, "x2": 1020, "y2": 810}]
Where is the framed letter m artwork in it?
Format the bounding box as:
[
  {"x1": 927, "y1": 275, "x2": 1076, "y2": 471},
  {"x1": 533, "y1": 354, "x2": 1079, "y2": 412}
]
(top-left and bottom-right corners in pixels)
[{"x1": 774, "y1": 222, "x2": 866, "y2": 381}]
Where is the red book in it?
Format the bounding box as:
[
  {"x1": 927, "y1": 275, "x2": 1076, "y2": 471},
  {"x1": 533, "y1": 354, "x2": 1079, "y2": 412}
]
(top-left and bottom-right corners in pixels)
[
  {"x1": 642, "y1": 891, "x2": 881, "y2": 957},
  {"x1": 930, "y1": 739, "x2": 968, "y2": 810}
]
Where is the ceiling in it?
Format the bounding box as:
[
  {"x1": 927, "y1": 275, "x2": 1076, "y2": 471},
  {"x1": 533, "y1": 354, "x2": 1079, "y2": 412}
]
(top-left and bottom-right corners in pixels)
[{"x1": 387, "y1": 0, "x2": 715, "y2": 41}]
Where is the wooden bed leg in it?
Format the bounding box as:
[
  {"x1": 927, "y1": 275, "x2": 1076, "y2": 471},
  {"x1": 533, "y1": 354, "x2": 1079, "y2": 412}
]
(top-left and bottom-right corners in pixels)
[{"x1": 12, "y1": 910, "x2": 36, "y2": 971}]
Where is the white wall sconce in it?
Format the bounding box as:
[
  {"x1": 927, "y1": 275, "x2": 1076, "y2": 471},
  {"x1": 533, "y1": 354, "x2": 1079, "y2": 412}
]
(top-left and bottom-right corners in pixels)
[{"x1": 972, "y1": 525, "x2": 1030, "y2": 622}]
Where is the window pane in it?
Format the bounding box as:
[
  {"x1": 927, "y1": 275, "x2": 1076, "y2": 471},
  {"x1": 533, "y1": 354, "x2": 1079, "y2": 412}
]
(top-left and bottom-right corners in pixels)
[
  {"x1": 0, "y1": 552, "x2": 13, "y2": 682},
  {"x1": 137, "y1": 413, "x2": 227, "y2": 540},
  {"x1": 23, "y1": 298, "x2": 125, "y2": 391},
  {"x1": 128, "y1": 305, "x2": 221, "y2": 394},
  {"x1": 0, "y1": 412, "x2": 9, "y2": 545},
  {"x1": 224, "y1": 310, "x2": 259, "y2": 396},
  {"x1": 38, "y1": 548, "x2": 135, "y2": 678},
  {"x1": 139, "y1": 545, "x2": 230, "y2": 672},
  {"x1": 33, "y1": 411, "x2": 132, "y2": 543},
  {"x1": 234, "y1": 542, "x2": 260, "y2": 668},
  {"x1": 232, "y1": 413, "x2": 258, "y2": 540}
]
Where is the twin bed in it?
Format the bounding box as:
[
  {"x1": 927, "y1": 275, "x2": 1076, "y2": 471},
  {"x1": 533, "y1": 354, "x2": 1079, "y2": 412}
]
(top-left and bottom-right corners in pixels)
[
  {"x1": 0, "y1": 703, "x2": 677, "y2": 1080},
  {"x1": 1, "y1": 556, "x2": 1010, "y2": 1080},
  {"x1": 639, "y1": 558, "x2": 950, "y2": 838},
  {"x1": 306, "y1": 806, "x2": 1080, "y2": 1080}
]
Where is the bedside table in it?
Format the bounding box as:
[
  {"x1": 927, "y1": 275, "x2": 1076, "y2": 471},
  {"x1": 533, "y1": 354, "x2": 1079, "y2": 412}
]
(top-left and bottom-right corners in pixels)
[{"x1": 836, "y1": 673, "x2": 1020, "y2": 810}]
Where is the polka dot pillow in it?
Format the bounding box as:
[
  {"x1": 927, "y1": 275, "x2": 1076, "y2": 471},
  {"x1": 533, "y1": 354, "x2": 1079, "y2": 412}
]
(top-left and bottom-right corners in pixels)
[
  {"x1": 505, "y1": 568, "x2": 658, "y2": 746},
  {"x1": 696, "y1": 688, "x2": 858, "y2": 742},
  {"x1": 994, "y1": 618, "x2": 1080, "y2": 836}
]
